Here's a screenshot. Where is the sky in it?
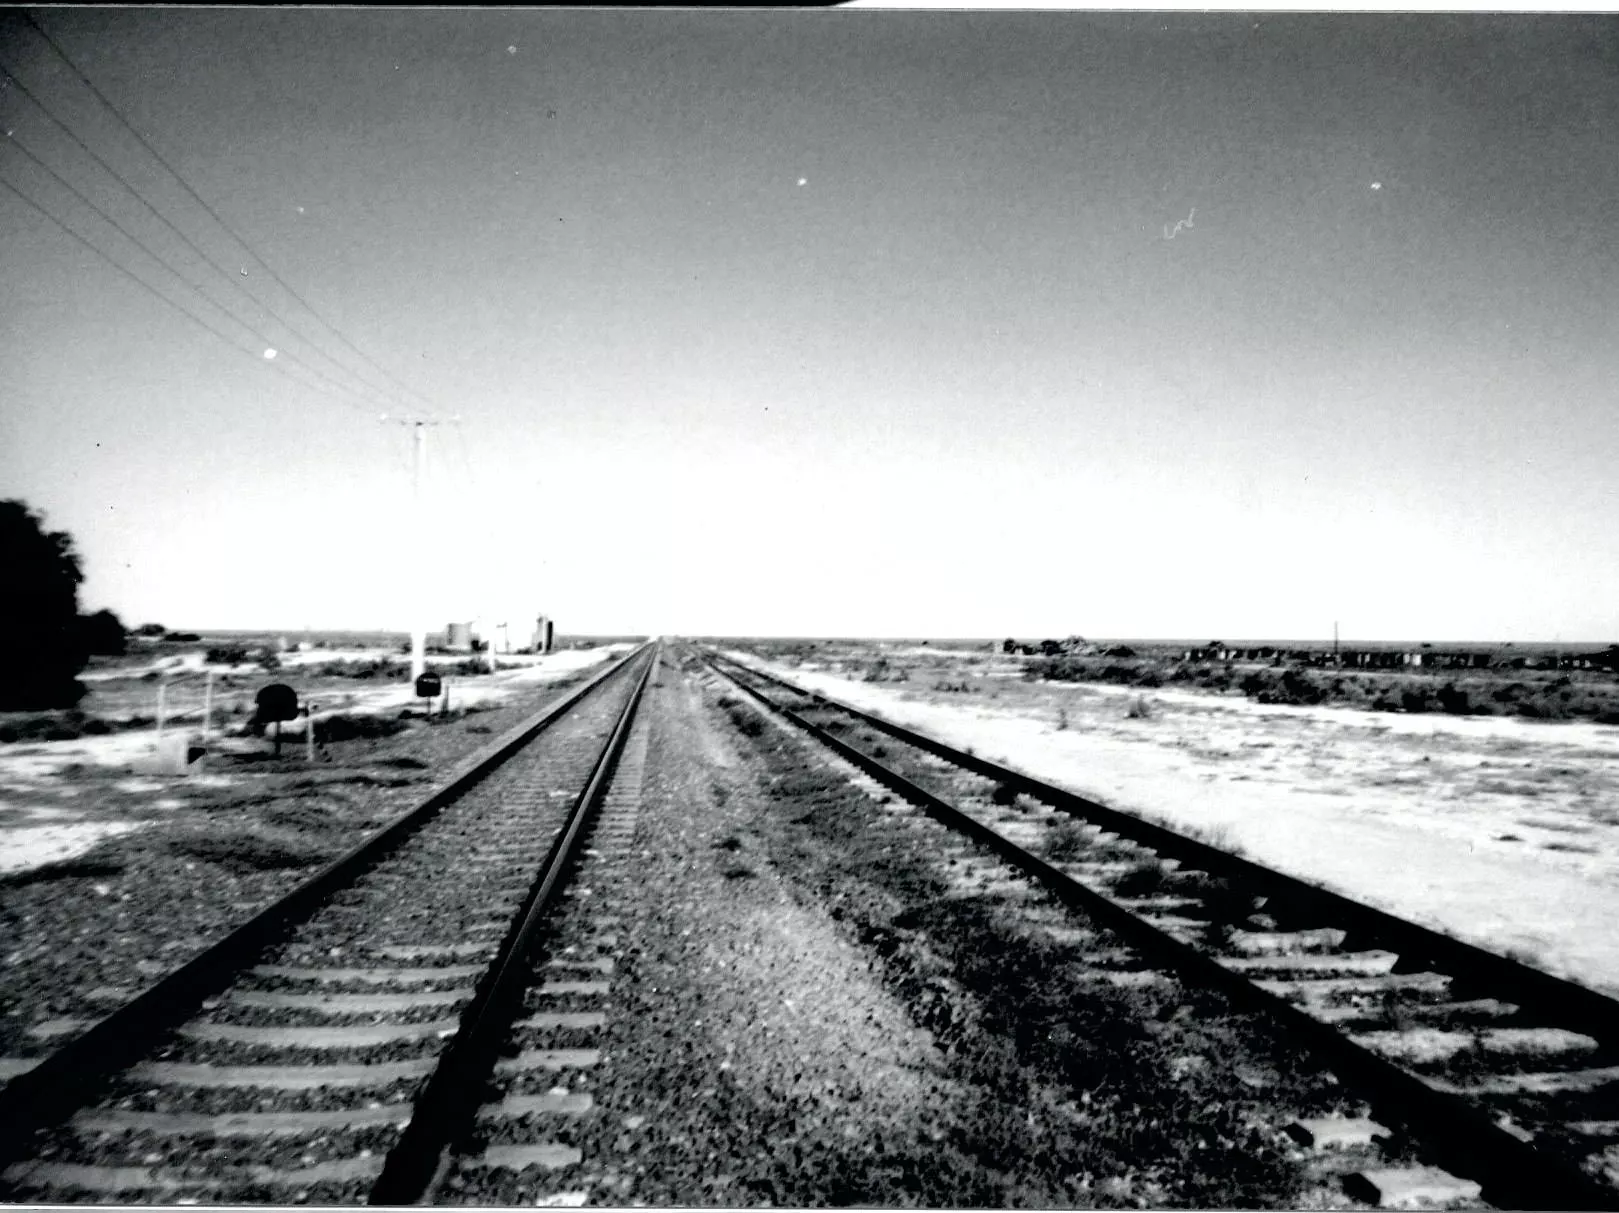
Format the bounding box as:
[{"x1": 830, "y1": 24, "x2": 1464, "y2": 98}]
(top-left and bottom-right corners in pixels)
[{"x1": 3, "y1": 8, "x2": 1618, "y2": 642}]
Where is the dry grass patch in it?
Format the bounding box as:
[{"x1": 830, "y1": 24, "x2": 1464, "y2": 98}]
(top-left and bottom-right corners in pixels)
[{"x1": 165, "y1": 826, "x2": 329, "y2": 873}]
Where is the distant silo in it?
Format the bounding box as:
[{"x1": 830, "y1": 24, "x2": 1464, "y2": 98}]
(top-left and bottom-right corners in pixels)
[
  {"x1": 447, "y1": 621, "x2": 473, "y2": 652},
  {"x1": 535, "y1": 615, "x2": 554, "y2": 654}
]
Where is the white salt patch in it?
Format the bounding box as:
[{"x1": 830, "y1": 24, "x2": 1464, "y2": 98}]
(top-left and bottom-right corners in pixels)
[
  {"x1": 0, "y1": 822, "x2": 142, "y2": 875},
  {"x1": 732, "y1": 652, "x2": 1619, "y2": 998}
]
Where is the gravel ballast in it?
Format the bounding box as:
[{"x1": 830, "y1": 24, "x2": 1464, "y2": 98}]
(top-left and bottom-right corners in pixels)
[{"x1": 440, "y1": 650, "x2": 1375, "y2": 1208}]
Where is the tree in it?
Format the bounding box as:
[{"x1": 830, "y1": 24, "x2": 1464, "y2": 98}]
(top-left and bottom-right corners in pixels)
[
  {"x1": 0, "y1": 499, "x2": 88, "y2": 708},
  {"x1": 80, "y1": 609, "x2": 128, "y2": 656}
]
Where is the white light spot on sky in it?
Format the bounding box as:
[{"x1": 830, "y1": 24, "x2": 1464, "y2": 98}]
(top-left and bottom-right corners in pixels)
[
  {"x1": 507, "y1": 45, "x2": 517, "y2": 54},
  {"x1": 262, "y1": 349, "x2": 277, "y2": 360},
  {"x1": 295, "y1": 206, "x2": 305, "y2": 214},
  {"x1": 239, "y1": 268, "x2": 248, "y2": 276},
  {"x1": 797, "y1": 177, "x2": 807, "y2": 187},
  {"x1": 1370, "y1": 182, "x2": 1382, "y2": 190}
]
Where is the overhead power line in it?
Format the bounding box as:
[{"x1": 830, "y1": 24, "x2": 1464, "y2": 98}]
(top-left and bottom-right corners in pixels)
[
  {"x1": 0, "y1": 56, "x2": 406, "y2": 415},
  {"x1": 1, "y1": 125, "x2": 390, "y2": 412},
  {"x1": 0, "y1": 170, "x2": 376, "y2": 414},
  {"x1": 20, "y1": 8, "x2": 451, "y2": 420}
]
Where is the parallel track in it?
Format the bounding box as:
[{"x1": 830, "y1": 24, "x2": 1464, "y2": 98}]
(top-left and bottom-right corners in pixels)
[
  {"x1": 0, "y1": 643, "x2": 657, "y2": 1204},
  {"x1": 705, "y1": 648, "x2": 1619, "y2": 1210}
]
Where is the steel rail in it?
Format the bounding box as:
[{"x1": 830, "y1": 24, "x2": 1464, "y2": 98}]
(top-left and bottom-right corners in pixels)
[
  {"x1": 0, "y1": 643, "x2": 651, "y2": 1177},
  {"x1": 371, "y1": 645, "x2": 659, "y2": 1204},
  {"x1": 703, "y1": 648, "x2": 1619, "y2": 1211}
]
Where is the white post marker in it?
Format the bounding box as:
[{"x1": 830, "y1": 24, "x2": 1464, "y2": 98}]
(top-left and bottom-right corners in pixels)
[
  {"x1": 306, "y1": 702, "x2": 316, "y2": 764},
  {"x1": 202, "y1": 669, "x2": 215, "y2": 749},
  {"x1": 155, "y1": 681, "x2": 167, "y2": 751}
]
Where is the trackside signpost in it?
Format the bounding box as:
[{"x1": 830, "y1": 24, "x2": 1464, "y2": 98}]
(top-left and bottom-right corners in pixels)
[
  {"x1": 416, "y1": 671, "x2": 442, "y2": 718},
  {"x1": 255, "y1": 684, "x2": 300, "y2": 756}
]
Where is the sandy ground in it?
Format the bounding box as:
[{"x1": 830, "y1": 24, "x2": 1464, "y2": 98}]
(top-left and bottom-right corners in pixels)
[
  {"x1": 727, "y1": 651, "x2": 1619, "y2": 999},
  {"x1": 0, "y1": 648, "x2": 628, "y2": 877}
]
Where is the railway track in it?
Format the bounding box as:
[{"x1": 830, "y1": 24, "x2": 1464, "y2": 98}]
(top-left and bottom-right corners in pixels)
[
  {"x1": 704, "y1": 648, "x2": 1619, "y2": 1210},
  {"x1": 0, "y1": 642, "x2": 658, "y2": 1205}
]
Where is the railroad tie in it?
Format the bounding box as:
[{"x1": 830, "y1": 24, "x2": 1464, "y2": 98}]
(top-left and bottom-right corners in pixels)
[
  {"x1": 1424, "y1": 1062, "x2": 1619, "y2": 1097},
  {"x1": 513, "y1": 1012, "x2": 607, "y2": 1030},
  {"x1": 230, "y1": 989, "x2": 468, "y2": 1012},
  {"x1": 25, "y1": 1018, "x2": 88, "y2": 1041},
  {"x1": 1216, "y1": 949, "x2": 1402, "y2": 977},
  {"x1": 179, "y1": 1020, "x2": 461, "y2": 1048},
  {"x1": 3, "y1": 1155, "x2": 386, "y2": 1197},
  {"x1": 68, "y1": 1104, "x2": 414, "y2": 1138},
  {"x1": 129, "y1": 1059, "x2": 436, "y2": 1090},
  {"x1": 248, "y1": 963, "x2": 485, "y2": 983},
  {"x1": 492, "y1": 1049, "x2": 602, "y2": 1076},
  {"x1": 1345, "y1": 1165, "x2": 1483, "y2": 1209},
  {"x1": 537, "y1": 979, "x2": 611, "y2": 997},
  {"x1": 1253, "y1": 972, "x2": 1452, "y2": 1002},
  {"x1": 1351, "y1": 1026, "x2": 1598, "y2": 1067},
  {"x1": 0, "y1": 1057, "x2": 42, "y2": 1081},
  {"x1": 1226, "y1": 927, "x2": 1349, "y2": 956},
  {"x1": 377, "y1": 942, "x2": 493, "y2": 960},
  {"x1": 1287, "y1": 1117, "x2": 1392, "y2": 1149}
]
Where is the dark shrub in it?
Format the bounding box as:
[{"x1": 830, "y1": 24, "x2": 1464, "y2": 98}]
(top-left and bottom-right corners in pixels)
[
  {"x1": 1043, "y1": 817, "x2": 1092, "y2": 861},
  {"x1": 726, "y1": 704, "x2": 764, "y2": 737},
  {"x1": 315, "y1": 713, "x2": 410, "y2": 743},
  {"x1": 80, "y1": 609, "x2": 128, "y2": 656},
  {"x1": 1437, "y1": 683, "x2": 1472, "y2": 715},
  {"x1": 1258, "y1": 668, "x2": 1323, "y2": 706}
]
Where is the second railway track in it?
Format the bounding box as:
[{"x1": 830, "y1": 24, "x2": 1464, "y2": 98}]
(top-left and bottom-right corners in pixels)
[
  {"x1": 705, "y1": 647, "x2": 1619, "y2": 1210},
  {"x1": 0, "y1": 643, "x2": 658, "y2": 1205}
]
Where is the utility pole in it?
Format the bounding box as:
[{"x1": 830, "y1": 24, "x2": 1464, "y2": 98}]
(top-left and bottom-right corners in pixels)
[
  {"x1": 410, "y1": 420, "x2": 427, "y2": 682},
  {"x1": 381, "y1": 412, "x2": 460, "y2": 685}
]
